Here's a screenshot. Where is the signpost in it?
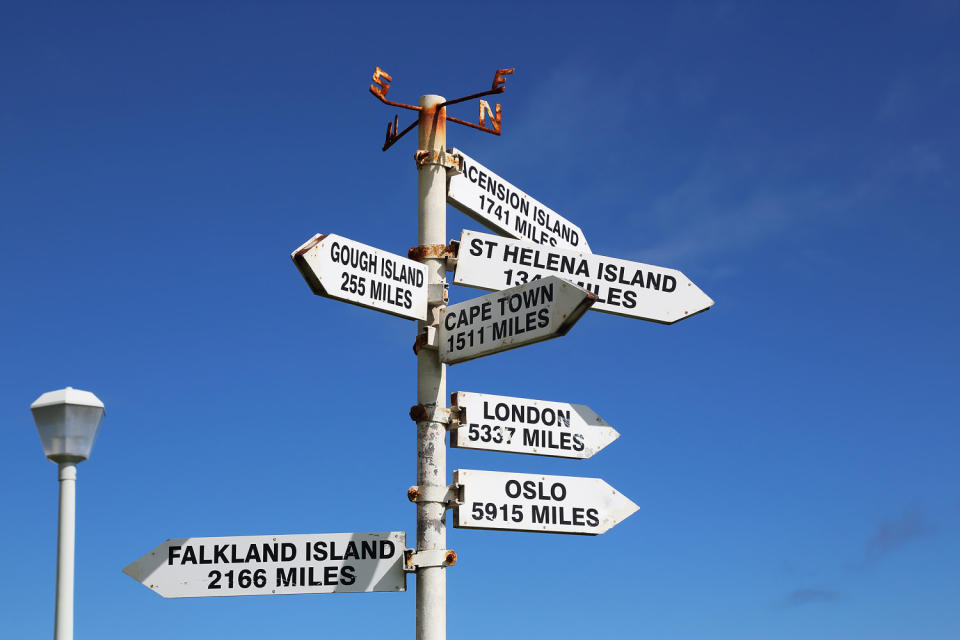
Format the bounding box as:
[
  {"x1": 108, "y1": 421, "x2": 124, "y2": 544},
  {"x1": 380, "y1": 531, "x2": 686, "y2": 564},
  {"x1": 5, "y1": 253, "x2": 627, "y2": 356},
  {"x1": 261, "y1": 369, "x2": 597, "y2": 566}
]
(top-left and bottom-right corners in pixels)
[
  {"x1": 123, "y1": 532, "x2": 406, "y2": 598},
  {"x1": 292, "y1": 233, "x2": 428, "y2": 321},
  {"x1": 454, "y1": 229, "x2": 714, "y2": 324},
  {"x1": 438, "y1": 275, "x2": 594, "y2": 365},
  {"x1": 453, "y1": 469, "x2": 638, "y2": 535},
  {"x1": 123, "y1": 68, "x2": 713, "y2": 640},
  {"x1": 450, "y1": 391, "x2": 619, "y2": 459},
  {"x1": 447, "y1": 148, "x2": 590, "y2": 252}
]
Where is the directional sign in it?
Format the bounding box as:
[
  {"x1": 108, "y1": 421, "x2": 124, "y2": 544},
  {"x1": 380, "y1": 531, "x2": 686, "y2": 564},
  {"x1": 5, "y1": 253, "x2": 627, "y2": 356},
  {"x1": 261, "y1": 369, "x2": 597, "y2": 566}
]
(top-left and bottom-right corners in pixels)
[
  {"x1": 439, "y1": 275, "x2": 594, "y2": 365},
  {"x1": 450, "y1": 391, "x2": 619, "y2": 459},
  {"x1": 123, "y1": 531, "x2": 406, "y2": 598},
  {"x1": 447, "y1": 148, "x2": 590, "y2": 252},
  {"x1": 453, "y1": 229, "x2": 713, "y2": 324},
  {"x1": 292, "y1": 234, "x2": 427, "y2": 321},
  {"x1": 453, "y1": 469, "x2": 638, "y2": 535}
]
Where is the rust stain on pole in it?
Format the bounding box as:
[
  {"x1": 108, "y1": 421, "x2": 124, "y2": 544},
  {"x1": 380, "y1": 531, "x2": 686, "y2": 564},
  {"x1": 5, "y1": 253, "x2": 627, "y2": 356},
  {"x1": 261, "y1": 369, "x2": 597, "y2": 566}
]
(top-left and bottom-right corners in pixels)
[{"x1": 418, "y1": 103, "x2": 446, "y2": 153}]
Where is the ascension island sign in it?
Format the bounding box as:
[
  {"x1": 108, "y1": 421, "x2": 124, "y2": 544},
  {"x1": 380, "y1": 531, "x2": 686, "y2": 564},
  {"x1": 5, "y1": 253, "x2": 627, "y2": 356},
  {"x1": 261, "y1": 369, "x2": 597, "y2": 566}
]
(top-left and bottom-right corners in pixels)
[{"x1": 447, "y1": 148, "x2": 590, "y2": 252}]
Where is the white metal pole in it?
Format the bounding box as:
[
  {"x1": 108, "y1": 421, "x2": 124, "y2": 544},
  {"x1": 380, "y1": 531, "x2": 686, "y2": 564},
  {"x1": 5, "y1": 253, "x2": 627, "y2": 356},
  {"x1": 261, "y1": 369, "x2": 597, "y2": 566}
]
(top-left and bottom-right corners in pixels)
[
  {"x1": 55, "y1": 461, "x2": 77, "y2": 640},
  {"x1": 415, "y1": 94, "x2": 447, "y2": 640}
]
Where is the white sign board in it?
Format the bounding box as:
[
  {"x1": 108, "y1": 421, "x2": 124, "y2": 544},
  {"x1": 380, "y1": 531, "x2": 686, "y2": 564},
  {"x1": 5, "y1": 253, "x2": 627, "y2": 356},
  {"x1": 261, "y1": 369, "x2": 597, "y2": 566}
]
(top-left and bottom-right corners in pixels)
[
  {"x1": 447, "y1": 148, "x2": 590, "y2": 252},
  {"x1": 454, "y1": 229, "x2": 713, "y2": 324},
  {"x1": 453, "y1": 469, "x2": 638, "y2": 535},
  {"x1": 439, "y1": 275, "x2": 594, "y2": 365},
  {"x1": 123, "y1": 531, "x2": 406, "y2": 598},
  {"x1": 450, "y1": 391, "x2": 619, "y2": 459},
  {"x1": 292, "y1": 234, "x2": 427, "y2": 321}
]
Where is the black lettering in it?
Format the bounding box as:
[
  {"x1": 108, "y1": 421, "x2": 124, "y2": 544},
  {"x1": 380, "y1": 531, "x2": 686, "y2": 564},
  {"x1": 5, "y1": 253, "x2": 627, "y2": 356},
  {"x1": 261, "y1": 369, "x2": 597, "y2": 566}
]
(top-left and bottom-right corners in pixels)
[
  {"x1": 344, "y1": 541, "x2": 359, "y2": 560},
  {"x1": 381, "y1": 540, "x2": 396, "y2": 558},
  {"x1": 324, "y1": 566, "x2": 339, "y2": 586},
  {"x1": 537, "y1": 308, "x2": 549, "y2": 328},
  {"x1": 277, "y1": 567, "x2": 296, "y2": 587},
  {"x1": 523, "y1": 428, "x2": 540, "y2": 447},
  {"x1": 313, "y1": 541, "x2": 328, "y2": 561},
  {"x1": 532, "y1": 505, "x2": 549, "y2": 524},
  {"x1": 262, "y1": 543, "x2": 278, "y2": 563},
  {"x1": 469, "y1": 238, "x2": 483, "y2": 257},
  {"x1": 586, "y1": 508, "x2": 600, "y2": 528}
]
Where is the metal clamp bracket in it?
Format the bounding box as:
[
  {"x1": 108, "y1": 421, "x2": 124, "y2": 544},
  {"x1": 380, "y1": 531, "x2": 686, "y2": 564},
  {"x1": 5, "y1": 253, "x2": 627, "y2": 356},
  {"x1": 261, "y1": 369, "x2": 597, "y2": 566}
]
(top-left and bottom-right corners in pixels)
[
  {"x1": 414, "y1": 149, "x2": 462, "y2": 174},
  {"x1": 444, "y1": 406, "x2": 465, "y2": 430},
  {"x1": 408, "y1": 243, "x2": 456, "y2": 262},
  {"x1": 409, "y1": 404, "x2": 452, "y2": 424},
  {"x1": 407, "y1": 484, "x2": 461, "y2": 507},
  {"x1": 403, "y1": 548, "x2": 457, "y2": 572},
  {"x1": 412, "y1": 326, "x2": 439, "y2": 354},
  {"x1": 408, "y1": 241, "x2": 459, "y2": 274}
]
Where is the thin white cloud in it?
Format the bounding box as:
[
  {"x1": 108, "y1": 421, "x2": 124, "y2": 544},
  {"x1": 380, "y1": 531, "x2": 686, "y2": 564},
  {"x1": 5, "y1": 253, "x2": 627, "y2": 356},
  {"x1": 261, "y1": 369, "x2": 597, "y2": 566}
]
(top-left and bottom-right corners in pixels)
[{"x1": 780, "y1": 587, "x2": 841, "y2": 608}]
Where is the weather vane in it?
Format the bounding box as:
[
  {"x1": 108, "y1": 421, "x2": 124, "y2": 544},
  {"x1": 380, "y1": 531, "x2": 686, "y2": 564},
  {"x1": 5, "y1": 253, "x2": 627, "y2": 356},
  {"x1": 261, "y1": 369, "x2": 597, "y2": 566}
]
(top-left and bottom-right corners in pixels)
[{"x1": 369, "y1": 67, "x2": 515, "y2": 151}]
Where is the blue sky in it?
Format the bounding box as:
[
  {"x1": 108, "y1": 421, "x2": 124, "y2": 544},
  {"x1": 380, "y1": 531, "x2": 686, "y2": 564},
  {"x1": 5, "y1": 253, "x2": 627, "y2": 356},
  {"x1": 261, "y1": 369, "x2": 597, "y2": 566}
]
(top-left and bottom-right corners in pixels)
[{"x1": 2, "y1": 1, "x2": 958, "y2": 638}]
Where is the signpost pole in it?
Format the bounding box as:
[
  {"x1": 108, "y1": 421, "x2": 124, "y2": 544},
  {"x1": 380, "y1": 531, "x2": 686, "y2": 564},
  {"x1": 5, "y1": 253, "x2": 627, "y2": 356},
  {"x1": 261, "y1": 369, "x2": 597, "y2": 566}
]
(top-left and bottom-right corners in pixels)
[{"x1": 415, "y1": 94, "x2": 447, "y2": 640}]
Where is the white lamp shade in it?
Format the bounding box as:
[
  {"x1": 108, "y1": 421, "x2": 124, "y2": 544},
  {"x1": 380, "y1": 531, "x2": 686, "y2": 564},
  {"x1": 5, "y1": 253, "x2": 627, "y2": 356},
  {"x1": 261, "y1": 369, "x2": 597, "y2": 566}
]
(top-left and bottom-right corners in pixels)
[{"x1": 31, "y1": 387, "x2": 105, "y2": 462}]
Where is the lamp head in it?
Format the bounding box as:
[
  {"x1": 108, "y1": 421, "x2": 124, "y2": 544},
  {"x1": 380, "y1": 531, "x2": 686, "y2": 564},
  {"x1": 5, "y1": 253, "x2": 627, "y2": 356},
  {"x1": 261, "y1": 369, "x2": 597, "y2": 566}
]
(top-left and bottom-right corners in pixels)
[{"x1": 30, "y1": 387, "x2": 105, "y2": 463}]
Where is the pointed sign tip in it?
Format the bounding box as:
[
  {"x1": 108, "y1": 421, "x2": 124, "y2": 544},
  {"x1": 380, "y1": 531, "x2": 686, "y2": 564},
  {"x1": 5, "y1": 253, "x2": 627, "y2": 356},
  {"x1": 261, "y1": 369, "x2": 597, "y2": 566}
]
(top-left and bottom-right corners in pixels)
[{"x1": 122, "y1": 561, "x2": 139, "y2": 581}]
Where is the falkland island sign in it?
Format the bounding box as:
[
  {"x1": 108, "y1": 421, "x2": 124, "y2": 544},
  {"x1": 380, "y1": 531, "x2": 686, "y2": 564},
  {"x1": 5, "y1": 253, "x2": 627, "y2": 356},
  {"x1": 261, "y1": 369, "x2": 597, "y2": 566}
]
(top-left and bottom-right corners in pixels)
[{"x1": 123, "y1": 532, "x2": 406, "y2": 598}]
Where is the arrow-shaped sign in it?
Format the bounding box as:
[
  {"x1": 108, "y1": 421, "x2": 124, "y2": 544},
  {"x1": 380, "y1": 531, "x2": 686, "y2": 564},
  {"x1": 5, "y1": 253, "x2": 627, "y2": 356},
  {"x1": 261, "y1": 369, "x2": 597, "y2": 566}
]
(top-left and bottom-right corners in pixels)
[
  {"x1": 450, "y1": 391, "x2": 619, "y2": 459},
  {"x1": 453, "y1": 469, "x2": 638, "y2": 535},
  {"x1": 447, "y1": 148, "x2": 591, "y2": 252},
  {"x1": 453, "y1": 229, "x2": 713, "y2": 324},
  {"x1": 123, "y1": 532, "x2": 406, "y2": 598},
  {"x1": 292, "y1": 233, "x2": 428, "y2": 321},
  {"x1": 439, "y1": 275, "x2": 594, "y2": 364}
]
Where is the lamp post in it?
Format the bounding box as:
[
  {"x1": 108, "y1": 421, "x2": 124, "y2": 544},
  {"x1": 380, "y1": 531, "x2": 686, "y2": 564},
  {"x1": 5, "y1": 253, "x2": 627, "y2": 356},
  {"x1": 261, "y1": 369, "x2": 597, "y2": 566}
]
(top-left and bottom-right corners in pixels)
[{"x1": 31, "y1": 387, "x2": 105, "y2": 640}]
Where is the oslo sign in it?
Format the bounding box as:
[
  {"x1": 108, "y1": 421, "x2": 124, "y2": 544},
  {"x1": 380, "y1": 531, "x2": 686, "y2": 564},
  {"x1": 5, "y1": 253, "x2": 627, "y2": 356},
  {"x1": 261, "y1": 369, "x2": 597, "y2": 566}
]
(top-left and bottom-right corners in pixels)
[
  {"x1": 450, "y1": 391, "x2": 619, "y2": 459},
  {"x1": 123, "y1": 532, "x2": 406, "y2": 598},
  {"x1": 447, "y1": 148, "x2": 590, "y2": 252},
  {"x1": 439, "y1": 275, "x2": 594, "y2": 365},
  {"x1": 292, "y1": 233, "x2": 428, "y2": 321},
  {"x1": 453, "y1": 229, "x2": 714, "y2": 324},
  {"x1": 452, "y1": 469, "x2": 639, "y2": 535}
]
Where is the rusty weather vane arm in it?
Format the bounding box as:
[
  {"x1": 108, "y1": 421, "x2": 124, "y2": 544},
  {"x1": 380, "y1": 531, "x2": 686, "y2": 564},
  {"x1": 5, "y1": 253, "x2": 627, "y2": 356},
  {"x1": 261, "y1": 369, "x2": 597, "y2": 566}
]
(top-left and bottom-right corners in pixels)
[
  {"x1": 369, "y1": 67, "x2": 421, "y2": 151},
  {"x1": 383, "y1": 113, "x2": 419, "y2": 152},
  {"x1": 370, "y1": 66, "x2": 514, "y2": 150},
  {"x1": 369, "y1": 67, "x2": 422, "y2": 111},
  {"x1": 437, "y1": 68, "x2": 515, "y2": 108}
]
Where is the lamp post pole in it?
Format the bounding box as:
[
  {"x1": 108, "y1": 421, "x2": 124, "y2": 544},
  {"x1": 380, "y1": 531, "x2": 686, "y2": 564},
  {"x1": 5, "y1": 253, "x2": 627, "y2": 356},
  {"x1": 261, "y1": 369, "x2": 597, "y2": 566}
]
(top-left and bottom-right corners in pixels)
[
  {"x1": 55, "y1": 461, "x2": 77, "y2": 640},
  {"x1": 31, "y1": 386, "x2": 105, "y2": 640}
]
